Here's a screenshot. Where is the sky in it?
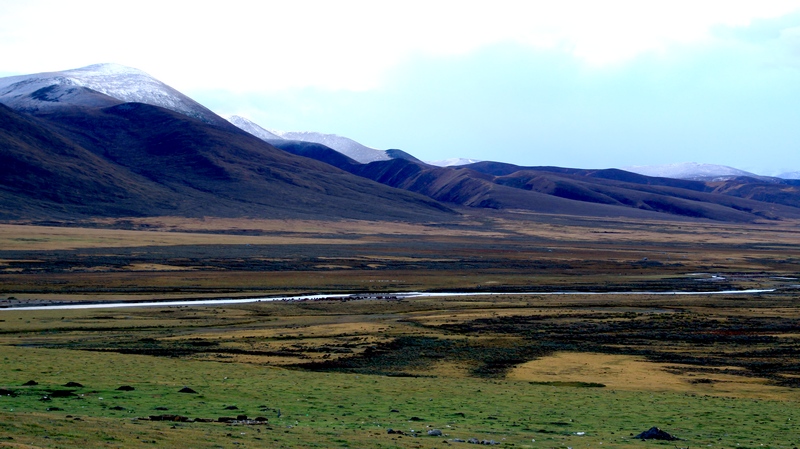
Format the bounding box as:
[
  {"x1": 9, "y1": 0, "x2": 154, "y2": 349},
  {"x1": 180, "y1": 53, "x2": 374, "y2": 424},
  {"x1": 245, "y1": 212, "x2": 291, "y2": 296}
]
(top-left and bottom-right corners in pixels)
[{"x1": 2, "y1": 0, "x2": 800, "y2": 175}]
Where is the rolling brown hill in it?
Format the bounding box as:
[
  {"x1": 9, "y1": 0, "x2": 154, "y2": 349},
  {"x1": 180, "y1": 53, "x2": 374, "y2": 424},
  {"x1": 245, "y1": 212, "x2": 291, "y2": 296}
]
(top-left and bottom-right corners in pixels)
[
  {"x1": 272, "y1": 141, "x2": 800, "y2": 222},
  {"x1": 466, "y1": 163, "x2": 800, "y2": 216}
]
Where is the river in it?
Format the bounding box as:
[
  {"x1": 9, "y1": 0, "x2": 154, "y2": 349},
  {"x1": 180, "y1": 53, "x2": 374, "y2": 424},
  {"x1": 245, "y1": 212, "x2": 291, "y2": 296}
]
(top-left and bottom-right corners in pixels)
[{"x1": 0, "y1": 289, "x2": 776, "y2": 311}]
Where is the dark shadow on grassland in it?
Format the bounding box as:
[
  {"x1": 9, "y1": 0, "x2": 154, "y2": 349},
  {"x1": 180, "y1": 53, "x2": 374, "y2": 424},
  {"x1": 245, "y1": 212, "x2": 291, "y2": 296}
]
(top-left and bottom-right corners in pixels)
[
  {"x1": 292, "y1": 336, "x2": 560, "y2": 378},
  {"x1": 291, "y1": 308, "x2": 800, "y2": 387},
  {"x1": 432, "y1": 312, "x2": 800, "y2": 387}
]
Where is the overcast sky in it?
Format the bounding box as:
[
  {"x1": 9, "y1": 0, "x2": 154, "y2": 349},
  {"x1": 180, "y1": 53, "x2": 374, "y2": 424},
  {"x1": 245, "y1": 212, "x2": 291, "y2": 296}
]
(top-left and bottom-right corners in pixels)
[{"x1": 2, "y1": 1, "x2": 800, "y2": 174}]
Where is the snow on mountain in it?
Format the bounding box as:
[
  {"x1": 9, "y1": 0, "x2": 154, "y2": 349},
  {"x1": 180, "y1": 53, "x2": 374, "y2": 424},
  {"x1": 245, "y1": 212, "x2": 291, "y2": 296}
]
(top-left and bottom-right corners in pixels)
[
  {"x1": 778, "y1": 171, "x2": 800, "y2": 179},
  {"x1": 226, "y1": 115, "x2": 391, "y2": 164},
  {"x1": 426, "y1": 158, "x2": 482, "y2": 167},
  {"x1": 227, "y1": 115, "x2": 282, "y2": 140},
  {"x1": 0, "y1": 63, "x2": 222, "y2": 124},
  {"x1": 622, "y1": 163, "x2": 765, "y2": 181},
  {"x1": 274, "y1": 131, "x2": 391, "y2": 164}
]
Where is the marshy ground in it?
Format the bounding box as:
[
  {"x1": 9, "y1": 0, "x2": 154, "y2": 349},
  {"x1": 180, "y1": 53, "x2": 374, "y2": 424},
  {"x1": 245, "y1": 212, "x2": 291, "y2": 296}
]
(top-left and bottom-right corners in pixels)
[{"x1": 1, "y1": 212, "x2": 799, "y2": 448}]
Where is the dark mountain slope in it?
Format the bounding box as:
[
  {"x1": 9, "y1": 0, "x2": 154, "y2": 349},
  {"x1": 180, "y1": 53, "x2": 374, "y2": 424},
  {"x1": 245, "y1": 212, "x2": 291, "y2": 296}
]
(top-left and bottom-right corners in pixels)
[
  {"x1": 474, "y1": 162, "x2": 800, "y2": 215},
  {"x1": 275, "y1": 143, "x2": 503, "y2": 205},
  {"x1": 466, "y1": 162, "x2": 710, "y2": 192},
  {"x1": 493, "y1": 170, "x2": 793, "y2": 221},
  {"x1": 15, "y1": 84, "x2": 124, "y2": 111},
  {"x1": 385, "y1": 149, "x2": 423, "y2": 162},
  {"x1": 709, "y1": 179, "x2": 800, "y2": 209},
  {"x1": 1, "y1": 103, "x2": 453, "y2": 221},
  {"x1": 268, "y1": 140, "x2": 362, "y2": 172},
  {"x1": 355, "y1": 160, "x2": 794, "y2": 220},
  {"x1": 0, "y1": 104, "x2": 180, "y2": 219}
]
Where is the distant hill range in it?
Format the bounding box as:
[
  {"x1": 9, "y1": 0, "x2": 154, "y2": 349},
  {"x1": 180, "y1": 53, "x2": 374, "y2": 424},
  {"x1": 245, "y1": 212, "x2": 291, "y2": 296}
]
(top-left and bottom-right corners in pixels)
[
  {"x1": 265, "y1": 140, "x2": 800, "y2": 222},
  {"x1": 623, "y1": 163, "x2": 780, "y2": 182},
  {"x1": 2, "y1": 63, "x2": 800, "y2": 223}
]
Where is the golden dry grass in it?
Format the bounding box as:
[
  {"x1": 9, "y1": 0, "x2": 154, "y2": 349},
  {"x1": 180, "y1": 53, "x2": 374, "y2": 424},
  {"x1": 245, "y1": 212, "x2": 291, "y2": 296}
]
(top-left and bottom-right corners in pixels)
[
  {"x1": 507, "y1": 352, "x2": 792, "y2": 399},
  {"x1": 6, "y1": 215, "x2": 800, "y2": 253},
  {"x1": 495, "y1": 214, "x2": 800, "y2": 245},
  {"x1": 0, "y1": 223, "x2": 362, "y2": 251}
]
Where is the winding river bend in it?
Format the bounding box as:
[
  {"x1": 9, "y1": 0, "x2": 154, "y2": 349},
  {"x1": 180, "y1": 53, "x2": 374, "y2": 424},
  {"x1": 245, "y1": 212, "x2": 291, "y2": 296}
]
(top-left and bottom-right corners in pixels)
[{"x1": 0, "y1": 288, "x2": 776, "y2": 311}]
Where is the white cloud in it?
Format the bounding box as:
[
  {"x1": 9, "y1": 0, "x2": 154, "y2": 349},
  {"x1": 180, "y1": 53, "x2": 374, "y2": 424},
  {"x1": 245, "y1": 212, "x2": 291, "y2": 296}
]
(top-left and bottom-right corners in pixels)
[{"x1": 1, "y1": 0, "x2": 799, "y2": 92}]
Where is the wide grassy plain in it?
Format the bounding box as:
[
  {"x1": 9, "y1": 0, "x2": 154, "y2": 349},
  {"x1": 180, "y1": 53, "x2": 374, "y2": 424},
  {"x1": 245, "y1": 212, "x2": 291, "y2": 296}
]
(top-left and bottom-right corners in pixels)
[{"x1": 1, "y1": 212, "x2": 799, "y2": 448}]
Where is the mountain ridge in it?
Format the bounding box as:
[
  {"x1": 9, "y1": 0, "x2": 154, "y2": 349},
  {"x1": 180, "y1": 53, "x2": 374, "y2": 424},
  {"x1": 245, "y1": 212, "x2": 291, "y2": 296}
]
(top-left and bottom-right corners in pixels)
[
  {"x1": 3, "y1": 63, "x2": 800, "y2": 224},
  {"x1": 224, "y1": 114, "x2": 800, "y2": 223}
]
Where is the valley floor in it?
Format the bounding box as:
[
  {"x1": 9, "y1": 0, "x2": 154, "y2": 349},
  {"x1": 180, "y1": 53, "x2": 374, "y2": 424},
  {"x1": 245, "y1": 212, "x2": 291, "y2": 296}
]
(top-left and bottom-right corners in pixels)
[{"x1": 1, "y1": 212, "x2": 799, "y2": 448}]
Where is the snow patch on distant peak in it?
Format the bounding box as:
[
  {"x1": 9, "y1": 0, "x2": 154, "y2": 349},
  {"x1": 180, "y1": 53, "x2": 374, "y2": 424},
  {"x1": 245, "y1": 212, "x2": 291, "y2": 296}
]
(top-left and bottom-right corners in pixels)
[
  {"x1": 65, "y1": 63, "x2": 150, "y2": 77},
  {"x1": 0, "y1": 63, "x2": 221, "y2": 124},
  {"x1": 226, "y1": 117, "x2": 390, "y2": 164},
  {"x1": 778, "y1": 171, "x2": 800, "y2": 180},
  {"x1": 622, "y1": 162, "x2": 762, "y2": 181},
  {"x1": 227, "y1": 115, "x2": 283, "y2": 141},
  {"x1": 426, "y1": 158, "x2": 482, "y2": 167},
  {"x1": 273, "y1": 131, "x2": 391, "y2": 164}
]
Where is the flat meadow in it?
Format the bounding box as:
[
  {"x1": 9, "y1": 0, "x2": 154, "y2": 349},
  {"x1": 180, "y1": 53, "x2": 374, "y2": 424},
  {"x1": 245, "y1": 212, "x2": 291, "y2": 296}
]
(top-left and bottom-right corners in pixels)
[{"x1": 1, "y1": 213, "x2": 799, "y2": 448}]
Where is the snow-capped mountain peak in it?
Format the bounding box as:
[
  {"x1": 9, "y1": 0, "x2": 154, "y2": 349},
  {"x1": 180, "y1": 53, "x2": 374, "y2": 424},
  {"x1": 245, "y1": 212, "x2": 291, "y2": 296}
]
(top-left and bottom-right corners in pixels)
[
  {"x1": 0, "y1": 63, "x2": 222, "y2": 124},
  {"x1": 622, "y1": 162, "x2": 765, "y2": 181},
  {"x1": 226, "y1": 116, "x2": 392, "y2": 164},
  {"x1": 426, "y1": 158, "x2": 482, "y2": 167},
  {"x1": 227, "y1": 115, "x2": 282, "y2": 141},
  {"x1": 64, "y1": 63, "x2": 148, "y2": 77},
  {"x1": 275, "y1": 131, "x2": 391, "y2": 164}
]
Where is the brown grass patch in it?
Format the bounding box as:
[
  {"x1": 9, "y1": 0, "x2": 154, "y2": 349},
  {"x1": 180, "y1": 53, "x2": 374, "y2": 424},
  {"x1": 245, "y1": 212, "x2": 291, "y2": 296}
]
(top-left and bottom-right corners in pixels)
[
  {"x1": 122, "y1": 263, "x2": 195, "y2": 271},
  {"x1": 0, "y1": 224, "x2": 362, "y2": 251},
  {"x1": 405, "y1": 359, "x2": 476, "y2": 377},
  {"x1": 495, "y1": 215, "x2": 800, "y2": 246},
  {"x1": 507, "y1": 352, "x2": 793, "y2": 399},
  {"x1": 107, "y1": 216, "x2": 505, "y2": 237}
]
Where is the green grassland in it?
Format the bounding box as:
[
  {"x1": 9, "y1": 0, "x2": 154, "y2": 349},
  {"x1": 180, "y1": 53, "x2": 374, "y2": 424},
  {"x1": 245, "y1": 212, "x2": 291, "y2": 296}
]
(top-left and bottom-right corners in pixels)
[{"x1": 1, "y1": 345, "x2": 799, "y2": 449}]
